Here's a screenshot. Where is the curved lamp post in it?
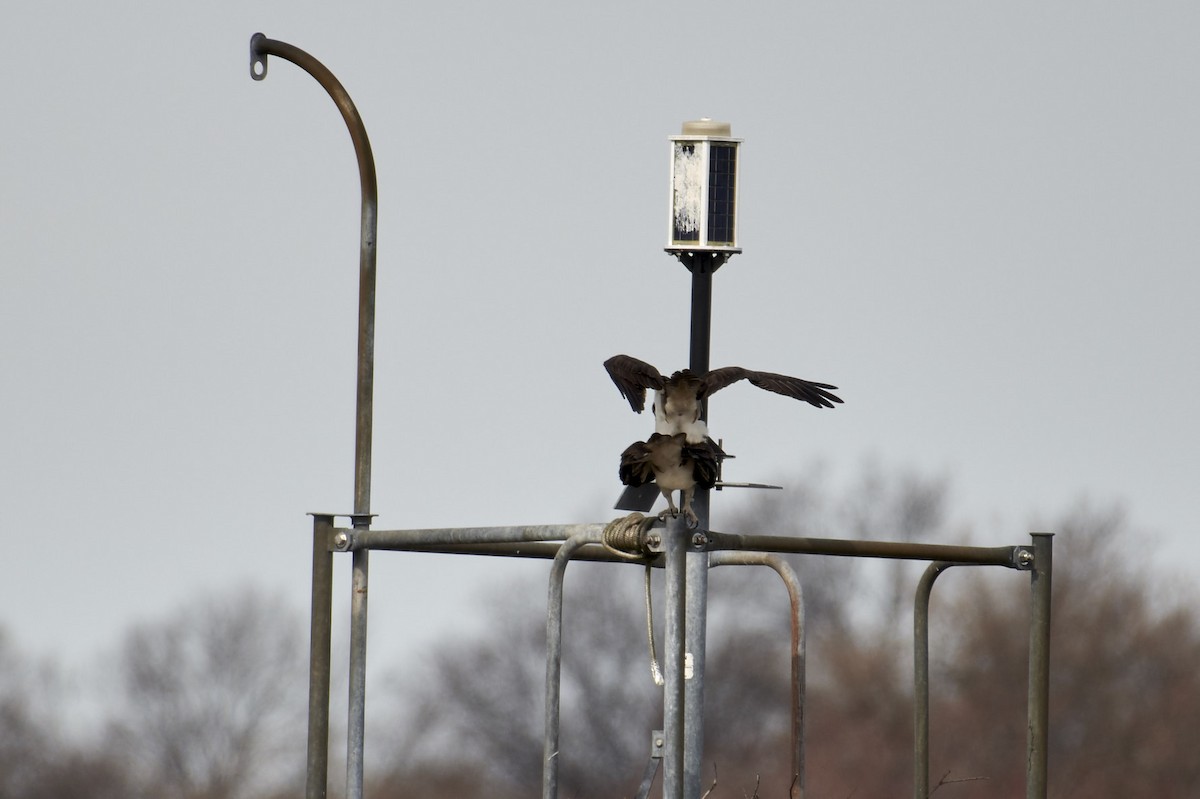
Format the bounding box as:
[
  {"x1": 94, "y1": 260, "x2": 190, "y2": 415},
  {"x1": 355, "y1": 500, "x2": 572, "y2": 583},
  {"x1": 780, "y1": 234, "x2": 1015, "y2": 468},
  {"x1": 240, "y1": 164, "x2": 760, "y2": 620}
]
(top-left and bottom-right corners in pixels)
[{"x1": 249, "y1": 34, "x2": 378, "y2": 799}]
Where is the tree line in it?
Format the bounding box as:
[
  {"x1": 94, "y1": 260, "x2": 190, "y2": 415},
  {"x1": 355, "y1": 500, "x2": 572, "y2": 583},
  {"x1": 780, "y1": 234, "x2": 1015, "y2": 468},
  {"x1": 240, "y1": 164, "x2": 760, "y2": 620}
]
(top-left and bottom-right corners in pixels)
[{"x1": 4, "y1": 464, "x2": 1198, "y2": 798}]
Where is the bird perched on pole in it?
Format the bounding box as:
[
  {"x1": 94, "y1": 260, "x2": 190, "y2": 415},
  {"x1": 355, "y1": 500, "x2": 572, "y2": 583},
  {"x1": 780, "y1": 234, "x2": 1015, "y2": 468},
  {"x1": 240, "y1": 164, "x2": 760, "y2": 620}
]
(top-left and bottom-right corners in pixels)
[
  {"x1": 603, "y1": 354, "x2": 843, "y2": 442},
  {"x1": 619, "y1": 433, "x2": 726, "y2": 526}
]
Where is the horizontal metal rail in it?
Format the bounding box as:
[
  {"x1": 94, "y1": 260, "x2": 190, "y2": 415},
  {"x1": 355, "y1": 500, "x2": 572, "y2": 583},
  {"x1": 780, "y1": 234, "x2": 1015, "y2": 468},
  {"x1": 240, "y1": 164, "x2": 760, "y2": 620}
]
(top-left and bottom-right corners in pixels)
[
  {"x1": 336, "y1": 523, "x2": 606, "y2": 551},
  {"x1": 334, "y1": 522, "x2": 1032, "y2": 570},
  {"x1": 370, "y1": 541, "x2": 657, "y2": 563},
  {"x1": 706, "y1": 531, "x2": 1029, "y2": 569}
]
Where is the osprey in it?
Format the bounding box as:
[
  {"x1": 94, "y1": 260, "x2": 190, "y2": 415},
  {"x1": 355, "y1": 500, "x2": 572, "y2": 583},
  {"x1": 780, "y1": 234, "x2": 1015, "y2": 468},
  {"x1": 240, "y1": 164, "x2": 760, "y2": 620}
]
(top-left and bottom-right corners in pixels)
[
  {"x1": 619, "y1": 433, "x2": 726, "y2": 526},
  {"x1": 603, "y1": 354, "x2": 843, "y2": 442}
]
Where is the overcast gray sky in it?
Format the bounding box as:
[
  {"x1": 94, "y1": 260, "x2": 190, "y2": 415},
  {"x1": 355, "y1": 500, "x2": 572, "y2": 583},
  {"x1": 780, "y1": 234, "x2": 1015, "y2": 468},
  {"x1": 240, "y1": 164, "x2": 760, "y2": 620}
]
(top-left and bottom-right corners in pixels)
[{"x1": 3, "y1": 1, "x2": 1198, "y2": 676}]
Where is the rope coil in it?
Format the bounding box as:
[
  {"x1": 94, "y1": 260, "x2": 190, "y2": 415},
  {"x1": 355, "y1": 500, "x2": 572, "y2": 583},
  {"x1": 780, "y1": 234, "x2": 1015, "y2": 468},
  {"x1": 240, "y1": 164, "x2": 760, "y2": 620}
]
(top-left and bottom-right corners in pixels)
[
  {"x1": 601, "y1": 513, "x2": 665, "y2": 686},
  {"x1": 601, "y1": 512, "x2": 657, "y2": 559}
]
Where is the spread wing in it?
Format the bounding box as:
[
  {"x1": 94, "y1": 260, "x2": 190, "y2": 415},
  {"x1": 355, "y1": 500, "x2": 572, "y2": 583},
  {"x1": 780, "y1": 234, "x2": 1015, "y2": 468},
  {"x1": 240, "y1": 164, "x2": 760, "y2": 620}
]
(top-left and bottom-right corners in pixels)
[
  {"x1": 702, "y1": 366, "x2": 843, "y2": 409},
  {"x1": 604, "y1": 354, "x2": 667, "y2": 413},
  {"x1": 685, "y1": 438, "x2": 727, "y2": 489},
  {"x1": 618, "y1": 440, "x2": 656, "y2": 486}
]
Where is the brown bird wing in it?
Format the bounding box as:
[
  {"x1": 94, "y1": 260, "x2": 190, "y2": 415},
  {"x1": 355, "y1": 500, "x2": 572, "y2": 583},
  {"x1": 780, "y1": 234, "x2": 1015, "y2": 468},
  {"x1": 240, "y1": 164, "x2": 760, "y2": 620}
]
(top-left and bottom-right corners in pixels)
[
  {"x1": 685, "y1": 438, "x2": 727, "y2": 489},
  {"x1": 604, "y1": 354, "x2": 667, "y2": 413},
  {"x1": 618, "y1": 440, "x2": 656, "y2": 486},
  {"x1": 702, "y1": 366, "x2": 843, "y2": 409}
]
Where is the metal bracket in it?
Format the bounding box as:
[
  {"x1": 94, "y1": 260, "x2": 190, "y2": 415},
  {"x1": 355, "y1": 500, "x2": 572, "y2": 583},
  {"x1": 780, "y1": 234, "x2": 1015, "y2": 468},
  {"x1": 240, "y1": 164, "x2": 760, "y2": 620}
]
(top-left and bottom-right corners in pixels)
[
  {"x1": 307, "y1": 513, "x2": 376, "y2": 552},
  {"x1": 633, "y1": 730, "x2": 666, "y2": 799},
  {"x1": 249, "y1": 32, "x2": 268, "y2": 80}
]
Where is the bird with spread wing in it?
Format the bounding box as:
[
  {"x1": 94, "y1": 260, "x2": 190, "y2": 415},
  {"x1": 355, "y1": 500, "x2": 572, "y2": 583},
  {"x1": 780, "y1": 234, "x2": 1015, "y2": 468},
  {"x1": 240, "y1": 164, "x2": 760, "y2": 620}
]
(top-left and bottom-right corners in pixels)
[
  {"x1": 618, "y1": 432, "x2": 726, "y2": 526},
  {"x1": 604, "y1": 354, "x2": 842, "y2": 441},
  {"x1": 606, "y1": 354, "x2": 842, "y2": 522}
]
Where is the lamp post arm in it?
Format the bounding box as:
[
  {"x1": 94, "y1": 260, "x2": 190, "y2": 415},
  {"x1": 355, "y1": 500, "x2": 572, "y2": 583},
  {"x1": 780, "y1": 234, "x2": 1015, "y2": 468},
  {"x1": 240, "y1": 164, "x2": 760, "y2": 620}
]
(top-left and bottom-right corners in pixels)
[{"x1": 249, "y1": 32, "x2": 378, "y2": 518}]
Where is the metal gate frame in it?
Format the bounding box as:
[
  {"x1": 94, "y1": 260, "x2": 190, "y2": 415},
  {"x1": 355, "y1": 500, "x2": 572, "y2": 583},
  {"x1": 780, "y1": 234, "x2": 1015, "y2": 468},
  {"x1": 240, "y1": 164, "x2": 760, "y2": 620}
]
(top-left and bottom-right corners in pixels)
[{"x1": 247, "y1": 35, "x2": 1052, "y2": 799}]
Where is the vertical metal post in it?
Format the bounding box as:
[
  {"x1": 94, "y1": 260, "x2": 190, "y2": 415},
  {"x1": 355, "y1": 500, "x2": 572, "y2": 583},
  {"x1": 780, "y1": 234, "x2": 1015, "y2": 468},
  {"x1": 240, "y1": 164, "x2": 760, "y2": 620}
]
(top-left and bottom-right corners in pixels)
[
  {"x1": 913, "y1": 562, "x2": 953, "y2": 799},
  {"x1": 1026, "y1": 533, "x2": 1053, "y2": 799},
  {"x1": 305, "y1": 514, "x2": 336, "y2": 799},
  {"x1": 688, "y1": 265, "x2": 714, "y2": 374},
  {"x1": 542, "y1": 534, "x2": 598, "y2": 799},
  {"x1": 663, "y1": 514, "x2": 689, "y2": 799},
  {"x1": 683, "y1": 261, "x2": 715, "y2": 798},
  {"x1": 347, "y1": 546, "x2": 370, "y2": 799},
  {"x1": 249, "y1": 35, "x2": 378, "y2": 799}
]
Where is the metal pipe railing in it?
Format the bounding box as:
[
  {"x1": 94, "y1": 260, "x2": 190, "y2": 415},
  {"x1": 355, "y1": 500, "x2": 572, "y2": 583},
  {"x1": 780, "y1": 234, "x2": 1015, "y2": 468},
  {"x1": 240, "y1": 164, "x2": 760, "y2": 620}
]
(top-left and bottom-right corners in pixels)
[
  {"x1": 542, "y1": 531, "x2": 605, "y2": 799},
  {"x1": 913, "y1": 561, "x2": 955, "y2": 799},
  {"x1": 710, "y1": 552, "x2": 806, "y2": 799},
  {"x1": 706, "y1": 531, "x2": 1027, "y2": 568},
  {"x1": 336, "y1": 523, "x2": 606, "y2": 551}
]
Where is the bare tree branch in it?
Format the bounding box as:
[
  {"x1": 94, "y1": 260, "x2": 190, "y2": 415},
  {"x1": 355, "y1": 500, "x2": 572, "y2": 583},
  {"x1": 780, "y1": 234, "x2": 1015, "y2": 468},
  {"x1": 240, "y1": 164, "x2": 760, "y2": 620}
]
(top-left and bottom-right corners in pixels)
[{"x1": 929, "y1": 769, "x2": 989, "y2": 795}]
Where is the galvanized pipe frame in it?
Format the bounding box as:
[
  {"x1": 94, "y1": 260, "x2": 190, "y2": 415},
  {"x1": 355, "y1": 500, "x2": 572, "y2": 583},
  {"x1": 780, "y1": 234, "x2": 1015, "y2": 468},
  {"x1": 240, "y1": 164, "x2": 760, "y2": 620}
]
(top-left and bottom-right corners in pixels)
[
  {"x1": 913, "y1": 561, "x2": 957, "y2": 799},
  {"x1": 330, "y1": 522, "x2": 1045, "y2": 799},
  {"x1": 706, "y1": 530, "x2": 1031, "y2": 569},
  {"x1": 333, "y1": 523, "x2": 610, "y2": 551},
  {"x1": 911, "y1": 533, "x2": 1054, "y2": 799},
  {"x1": 542, "y1": 531, "x2": 605, "y2": 799},
  {"x1": 337, "y1": 523, "x2": 1032, "y2": 569}
]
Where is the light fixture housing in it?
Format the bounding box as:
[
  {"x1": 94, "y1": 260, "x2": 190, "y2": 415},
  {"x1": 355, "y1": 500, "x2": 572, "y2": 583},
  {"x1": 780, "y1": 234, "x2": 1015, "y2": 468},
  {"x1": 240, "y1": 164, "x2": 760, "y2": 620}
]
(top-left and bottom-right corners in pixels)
[{"x1": 667, "y1": 119, "x2": 742, "y2": 258}]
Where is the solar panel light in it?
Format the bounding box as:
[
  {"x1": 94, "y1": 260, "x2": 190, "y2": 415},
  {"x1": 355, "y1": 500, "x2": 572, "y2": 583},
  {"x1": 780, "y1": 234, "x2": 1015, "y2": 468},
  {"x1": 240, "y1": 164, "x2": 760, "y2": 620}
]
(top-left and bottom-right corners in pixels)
[{"x1": 667, "y1": 119, "x2": 742, "y2": 258}]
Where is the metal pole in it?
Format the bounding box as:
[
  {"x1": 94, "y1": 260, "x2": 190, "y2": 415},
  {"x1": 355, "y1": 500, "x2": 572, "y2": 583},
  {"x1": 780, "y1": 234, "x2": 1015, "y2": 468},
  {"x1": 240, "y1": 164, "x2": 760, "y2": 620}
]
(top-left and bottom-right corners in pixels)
[
  {"x1": 341, "y1": 523, "x2": 606, "y2": 550},
  {"x1": 249, "y1": 33, "x2": 379, "y2": 518},
  {"x1": 346, "y1": 547, "x2": 369, "y2": 799},
  {"x1": 684, "y1": 266, "x2": 714, "y2": 799},
  {"x1": 249, "y1": 35, "x2": 378, "y2": 799},
  {"x1": 542, "y1": 532, "x2": 603, "y2": 799},
  {"x1": 706, "y1": 531, "x2": 1024, "y2": 568},
  {"x1": 1026, "y1": 533, "x2": 1053, "y2": 798},
  {"x1": 305, "y1": 514, "x2": 336, "y2": 799},
  {"x1": 710, "y1": 552, "x2": 806, "y2": 799},
  {"x1": 913, "y1": 562, "x2": 954, "y2": 799},
  {"x1": 663, "y1": 514, "x2": 689, "y2": 799}
]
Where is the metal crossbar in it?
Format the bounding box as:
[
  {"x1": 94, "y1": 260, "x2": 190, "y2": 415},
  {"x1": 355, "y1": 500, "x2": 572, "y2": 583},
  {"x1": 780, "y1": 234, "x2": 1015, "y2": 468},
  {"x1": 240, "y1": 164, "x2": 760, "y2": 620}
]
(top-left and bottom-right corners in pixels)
[{"x1": 307, "y1": 514, "x2": 1052, "y2": 799}]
